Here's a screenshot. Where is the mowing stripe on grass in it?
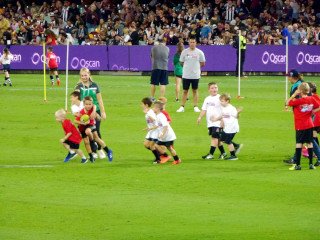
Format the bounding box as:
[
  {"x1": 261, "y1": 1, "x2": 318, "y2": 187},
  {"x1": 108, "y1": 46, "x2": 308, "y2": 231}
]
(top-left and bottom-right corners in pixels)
[{"x1": 0, "y1": 165, "x2": 54, "y2": 168}]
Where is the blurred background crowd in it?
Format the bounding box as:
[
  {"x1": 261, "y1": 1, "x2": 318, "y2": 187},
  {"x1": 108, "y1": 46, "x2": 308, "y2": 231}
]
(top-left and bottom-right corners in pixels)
[{"x1": 0, "y1": 0, "x2": 319, "y2": 46}]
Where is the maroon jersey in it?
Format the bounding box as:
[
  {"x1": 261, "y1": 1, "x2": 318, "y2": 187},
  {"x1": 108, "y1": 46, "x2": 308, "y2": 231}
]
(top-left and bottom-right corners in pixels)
[
  {"x1": 62, "y1": 119, "x2": 82, "y2": 144},
  {"x1": 76, "y1": 108, "x2": 95, "y2": 126}
]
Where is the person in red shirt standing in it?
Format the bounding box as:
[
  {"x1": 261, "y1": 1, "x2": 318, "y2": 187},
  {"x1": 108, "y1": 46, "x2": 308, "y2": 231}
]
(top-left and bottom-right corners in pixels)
[
  {"x1": 286, "y1": 82, "x2": 320, "y2": 170},
  {"x1": 55, "y1": 109, "x2": 88, "y2": 163},
  {"x1": 46, "y1": 47, "x2": 60, "y2": 87},
  {"x1": 309, "y1": 82, "x2": 320, "y2": 167}
]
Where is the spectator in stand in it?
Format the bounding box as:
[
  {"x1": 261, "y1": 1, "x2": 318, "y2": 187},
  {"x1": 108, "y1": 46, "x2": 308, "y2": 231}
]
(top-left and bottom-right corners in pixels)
[
  {"x1": 85, "y1": 4, "x2": 99, "y2": 33},
  {"x1": 291, "y1": 23, "x2": 301, "y2": 45},
  {"x1": 45, "y1": 29, "x2": 58, "y2": 46},
  {"x1": 280, "y1": 21, "x2": 292, "y2": 45},
  {"x1": 0, "y1": 15, "x2": 10, "y2": 40},
  {"x1": 129, "y1": 23, "x2": 139, "y2": 45},
  {"x1": 0, "y1": 0, "x2": 318, "y2": 46}
]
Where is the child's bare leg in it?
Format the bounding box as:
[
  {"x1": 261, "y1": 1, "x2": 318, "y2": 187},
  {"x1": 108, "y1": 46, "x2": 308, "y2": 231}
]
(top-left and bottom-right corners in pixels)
[
  {"x1": 93, "y1": 132, "x2": 106, "y2": 148},
  {"x1": 168, "y1": 145, "x2": 181, "y2": 163},
  {"x1": 92, "y1": 132, "x2": 112, "y2": 160},
  {"x1": 75, "y1": 149, "x2": 86, "y2": 159}
]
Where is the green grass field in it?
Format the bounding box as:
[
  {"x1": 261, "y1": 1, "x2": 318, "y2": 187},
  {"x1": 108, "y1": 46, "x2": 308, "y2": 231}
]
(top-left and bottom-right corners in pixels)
[{"x1": 1, "y1": 74, "x2": 320, "y2": 240}]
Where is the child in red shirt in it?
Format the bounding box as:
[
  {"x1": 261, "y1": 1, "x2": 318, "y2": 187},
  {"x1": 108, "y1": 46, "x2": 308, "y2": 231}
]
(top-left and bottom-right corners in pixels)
[
  {"x1": 287, "y1": 82, "x2": 320, "y2": 170},
  {"x1": 55, "y1": 109, "x2": 88, "y2": 163},
  {"x1": 46, "y1": 46, "x2": 60, "y2": 86},
  {"x1": 74, "y1": 96, "x2": 113, "y2": 162},
  {"x1": 309, "y1": 82, "x2": 320, "y2": 166}
]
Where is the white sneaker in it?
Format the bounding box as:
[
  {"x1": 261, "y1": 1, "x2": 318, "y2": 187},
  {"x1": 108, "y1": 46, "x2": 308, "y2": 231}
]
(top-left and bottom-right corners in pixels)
[
  {"x1": 92, "y1": 153, "x2": 98, "y2": 159},
  {"x1": 176, "y1": 106, "x2": 184, "y2": 112},
  {"x1": 97, "y1": 150, "x2": 107, "y2": 159},
  {"x1": 194, "y1": 106, "x2": 201, "y2": 112}
]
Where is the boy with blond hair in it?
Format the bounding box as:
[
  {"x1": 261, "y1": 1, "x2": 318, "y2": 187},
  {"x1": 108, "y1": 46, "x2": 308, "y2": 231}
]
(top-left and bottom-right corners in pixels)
[
  {"x1": 55, "y1": 109, "x2": 88, "y2": 163},
  {"x1": 286, "y1": 82, "x2": 320, "y2": 170},
  {"x1": 211, "y1": 93, "x2": 242, "y2": 160}
]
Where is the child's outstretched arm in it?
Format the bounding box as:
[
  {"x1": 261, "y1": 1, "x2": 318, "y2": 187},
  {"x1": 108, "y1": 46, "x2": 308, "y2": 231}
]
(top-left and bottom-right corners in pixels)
[{"x1": 197, "y1": 110, "x2": 206, "y2": 125}]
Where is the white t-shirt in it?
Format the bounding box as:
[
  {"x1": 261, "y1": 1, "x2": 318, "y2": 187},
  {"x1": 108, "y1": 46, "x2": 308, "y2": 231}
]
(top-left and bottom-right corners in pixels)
[
  {"x1": 201, "y1": 94, "x2": 222, "y2": 128},
  {"x1": 145, "y1": 109, "x2": 158, "y2": 139},
  {"x1": 0, "y1": 54, "x2": 13, "y2": 65},
  {"x1": 71, "y1": 101, "x2": 84, "y2": 116},
  {"x1": 180, "y1": 47, "x2": 206, "y2": 79},
  {"x1": 221, "y1": 104, "x2": 239, "y2": 134},
  {"x1": 156, "y1": 112, "x2": 176, "y2": 142}
]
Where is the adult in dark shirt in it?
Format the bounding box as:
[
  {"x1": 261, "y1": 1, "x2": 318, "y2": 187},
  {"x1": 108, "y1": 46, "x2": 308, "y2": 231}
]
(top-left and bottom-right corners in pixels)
[{"x1": 129, "y1": 24, "x2": 139, "y2": 45}]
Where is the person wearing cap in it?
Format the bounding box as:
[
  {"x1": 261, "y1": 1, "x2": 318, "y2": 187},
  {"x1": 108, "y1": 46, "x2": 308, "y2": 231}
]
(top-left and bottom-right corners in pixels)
[
  {"x1": 288, "y1": 69, "x2": 303, "y2": 97},
  {"x1": 150, "y1": 38, "x2": 170, "y2": 100},
  {"x1": 283, "y1": 69, "x2": 304, "y2": 165}
]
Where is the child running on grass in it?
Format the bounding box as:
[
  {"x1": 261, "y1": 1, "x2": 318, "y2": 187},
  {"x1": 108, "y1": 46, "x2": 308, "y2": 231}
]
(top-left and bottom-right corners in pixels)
[
  {"x1": 141, "y1": 97, "x2": 161, "y2": 164},
  {"x1": 70, "y1": 91, "x2": 99, "y2": 160},
  {"x1": 286, "y1": 82, "x2": 320, "y2": 170},
  {"x1": 74, "y1": 96, "x2": 113, "y2": 162},
  {"x1": 157, "y1": 96, "x2": 172, "y2": 163},
  {"x1": 55, "y1": 109, "x2": 88, "y2": 163},
  {"x1": 153, "y1": 101, "x2": 181, "y2": 165},
  {"x1": 211, "y1": 93, "x2": 243, "y2": 160}
]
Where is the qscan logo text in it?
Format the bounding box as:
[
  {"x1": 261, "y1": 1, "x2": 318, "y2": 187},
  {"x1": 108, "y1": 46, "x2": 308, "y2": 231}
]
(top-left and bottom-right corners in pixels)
[
  {"x1": 296, "y1": 52, "x2": 320, "y2": 65},
  {"x1": 71, "y1": 57, "x2": 100, "y2": 69},
  {"x1": 262, "y1": 51, "x2": 286, "y2": 65},
  {"x1": 31, "y1": 53, "x2": 61, "y2": 65}
]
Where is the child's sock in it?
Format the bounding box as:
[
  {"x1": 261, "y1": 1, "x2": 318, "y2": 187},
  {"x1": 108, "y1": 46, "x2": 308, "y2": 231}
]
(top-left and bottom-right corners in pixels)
[
  {"x1": 232, "y1": 141, "x2": 239, "y2": 148},
  {"x1": 70, "y1": 150, "x2": 75, "y2": 154},
  {"x1": 295, "y1": 148, "x2": 302, "y2": 166},
  {"x1": 103, "y1": 146, "x2": 110, "y2": 153},
  {"x1": 152, "y1": 150, "x2": 160, "y2": 160},
  {"x1": 218, "y1": 145, "x2": 225, "y2": 154},
  {"x1": 162, "y1": 153, "x2": 168, "y2": 157},
  {"x1": 308, "y1": 148, "x2": 313, "y2": 165},
  {"x1": 230, "y1": 150, "x2": 236, "y2": 156},
  {"x1": 173, "y1": 155, "x2": 180, "y2": 160},
  {"x1": 90, "y1": 141, "x2": 97, "y2": 152},
  {"x1": 7, "y1": 78, "x2": 11, "y2": 84},
  {"x1": 56, "y1": 75, "x2": 60, "y2": 80},
  {"x1": 210, "y1": 146, "x2": 216, "y2": 155},
  {"x1": 50, "y1": 75, "x2": 54, "y2": 82}
]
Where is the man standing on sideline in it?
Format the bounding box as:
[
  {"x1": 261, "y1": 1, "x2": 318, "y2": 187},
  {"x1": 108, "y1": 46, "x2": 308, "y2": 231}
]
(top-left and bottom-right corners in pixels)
[
  {"x1": 150, "y1": 39, "x2": 170, "y2": 100},
  {"x1": 176, "y1": 37, "x2": 206, "y2": 113},
  {"x1": 235, "y1": 29, "x2": 247, "y2": 77}
]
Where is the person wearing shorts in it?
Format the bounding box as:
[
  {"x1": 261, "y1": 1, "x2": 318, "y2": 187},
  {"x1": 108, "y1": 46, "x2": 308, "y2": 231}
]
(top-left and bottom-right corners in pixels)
[
  {"x1": 0, "y1": 48, "x2": 13, "y2": 86},
  {"x1": 286, "y1": 82, "x2": 320, "y2": 170},
  {"x1": 150, "y1": 38, "x2": 169, "y2": 100},
  {"x1": 177, "y1": 37, "x2": 206, "y2": 113}
]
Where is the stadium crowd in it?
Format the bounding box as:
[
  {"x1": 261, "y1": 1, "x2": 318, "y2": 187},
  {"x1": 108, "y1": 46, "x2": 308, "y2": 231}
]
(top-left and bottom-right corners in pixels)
[{"x1": 0, "y1": 0, "x2": 319, "y2": 46}]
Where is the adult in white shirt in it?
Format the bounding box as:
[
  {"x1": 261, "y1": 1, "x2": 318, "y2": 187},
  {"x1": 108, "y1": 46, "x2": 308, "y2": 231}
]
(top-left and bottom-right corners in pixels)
[{"x1": 177, "y1": 37, "x2": 206, "y2": 113}]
